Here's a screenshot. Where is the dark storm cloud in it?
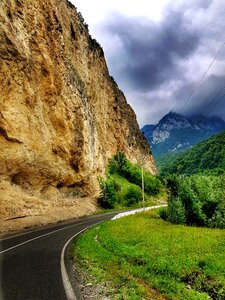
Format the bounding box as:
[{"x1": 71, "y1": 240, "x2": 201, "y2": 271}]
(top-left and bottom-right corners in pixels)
[
  {"x1": 176, "y1": 75, "x2": 225, "y2": 117},
  {"x1": 101, "y1": 10, "x2": 200, "y2": 91},
  {"x1": 93, "y1": 0, "x2": 225, "y2": 125}
]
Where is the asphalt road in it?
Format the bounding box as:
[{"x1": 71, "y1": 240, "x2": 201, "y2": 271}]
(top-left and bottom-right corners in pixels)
[{"x1": 0, "y1": 212, "x2": 117, "y2": 300}]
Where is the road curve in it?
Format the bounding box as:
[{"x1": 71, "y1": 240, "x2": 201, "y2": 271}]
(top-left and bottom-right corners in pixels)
[{"x1": 0, "y1": 212, "x2": 117, "y2": 300}]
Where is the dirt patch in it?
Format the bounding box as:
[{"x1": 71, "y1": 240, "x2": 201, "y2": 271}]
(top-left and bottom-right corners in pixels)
[{"x1": 72, "y1": 253, "x2": 113, "y2": 300}]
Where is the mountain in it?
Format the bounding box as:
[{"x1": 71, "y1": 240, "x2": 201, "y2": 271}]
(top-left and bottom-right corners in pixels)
[
  {"x1": 0, "y1": 0, "x2": 156, "y2": 232},
  {"x1": 142, "y1": 112, "x2": 225, "y2": 157},
  {"x1": 159, "y1": 130, "x2": 225, "y2": 176}
]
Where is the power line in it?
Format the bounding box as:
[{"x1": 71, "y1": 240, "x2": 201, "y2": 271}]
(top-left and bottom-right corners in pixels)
[
  {"x1": 206, "y1": 90, "x2": 225, "y2": 116},
  {"x1": 205, "y1": 84, "x2": 225, "y2": 115},
  {"x1": 179, "y1": 40, "x2": 225, "y2": 113}
]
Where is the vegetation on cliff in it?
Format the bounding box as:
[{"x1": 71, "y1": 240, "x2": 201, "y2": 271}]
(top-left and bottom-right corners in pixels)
[{"x1": 98, "y1": 153, "x2": 164, "y2": 209}]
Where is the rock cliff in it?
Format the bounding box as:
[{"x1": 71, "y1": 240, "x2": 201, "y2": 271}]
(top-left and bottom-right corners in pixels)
[{"x1": 0, "y1": 0, "x2": 156, "y2": 232}]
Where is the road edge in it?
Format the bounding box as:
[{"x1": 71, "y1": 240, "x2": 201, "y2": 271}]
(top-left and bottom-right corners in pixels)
[
  {"x1": 61, "y1": 214, "x2": 117, "y2": 300},
  {"x1": 61, "y1": 205, "x2": 167, "y2": 300},
  {"x1": 61, "y1": 227, "x2": 91, "y2": 300}
]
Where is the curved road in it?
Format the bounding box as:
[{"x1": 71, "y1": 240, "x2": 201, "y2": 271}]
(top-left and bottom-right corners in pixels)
[{"x1": 0, "y1": 212, "x2": 117, "y2": 300}]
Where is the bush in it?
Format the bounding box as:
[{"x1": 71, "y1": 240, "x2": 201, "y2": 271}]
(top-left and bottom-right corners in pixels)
[
  {"x1": 124, "y1": 186, "x2": 142, "y2": 206},
  {"x1": 98, "y1": 177, "x2": 117, "y2": 209},
  {"x1": 177, "y1": 177, "x2": 206, "y2": 226},
  {"x1": 108, "y1": 152, "x2": 128, "y2": 175},
  {"x1": 167, "y1": 197, "x2": 186, "y2": 224},
  {"x1": 144, "y1": 173, "x2": 162, "y2": 195},
  {"x1": 108, "y1": 152, "x2": 162, "y2": 196},
  {"x1": 208, "y1": 202, "x2": 225, "y2": 229},
  {"x1": 165, "y1": 174, "x2": 181, "y2": 198},
  {"x1": 162, "y1": 174, "x2": 225, "y2": 228},
  {"x1": 99, "y1": 152, "x2": 163, "y2": 209},
  {"x1": 159, "y1": 207, "x2": 168, "y2": 221}
]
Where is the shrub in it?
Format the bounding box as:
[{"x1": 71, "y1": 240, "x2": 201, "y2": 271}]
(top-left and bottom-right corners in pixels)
[
  {"x1": 144, "y1": 173, "x2": 162, "y2": 195},
  {"x1": 126, "y1": 164, "x2": 140, "y2": 185},
  {"x1": 178, "y1": 177, "x2": 206, "y2": 226},
  {"x1": 167, "y1": 197, "x2": 186, "y2": 224},
  {"x1": 108, "y1": 152, "x2": 128, "y2": 176},
  {"x1": 162, "y1": 174, "x2": 225, "y2": 228},
  {"x1": 159, "y1": 207, "x2": 168, "y2": 220},
  {"x1": 124, "y1": 186, "x2": 142, "y2": 206},
  {"x1": 165, "y1": 174, "x2": 181, "y2": 198},
  {"x1": 208, "y1": 202, "x2": 225, "y2": 229},
  {"x1": 99, "y1": 152, "x2": 163, "y2": 209},
  {"x1": 98, "y1": 177, "x2": 117, "y2": 209},
  {"x1": 108, "y1": 152, "x2": 162, "y2": 196}
]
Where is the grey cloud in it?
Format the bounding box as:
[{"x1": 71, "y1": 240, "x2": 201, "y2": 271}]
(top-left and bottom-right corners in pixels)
[
  {"x1": 194, "y1": 0, "x2": 213, "y2": 9},
  {"x1": 93, "y1": 0, "x2": 225, "y2": 125},
  {"x1": 181, "y1": 75, "x2": 225, "y2": 118},
  {"x1": 102, "y1": 10, "x2": 200, "y2": 91}
]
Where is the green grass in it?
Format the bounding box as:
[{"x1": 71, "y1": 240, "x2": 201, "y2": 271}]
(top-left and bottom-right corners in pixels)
[{"x1": 72, "y1": 210, "x2": 225, "y2": 300}]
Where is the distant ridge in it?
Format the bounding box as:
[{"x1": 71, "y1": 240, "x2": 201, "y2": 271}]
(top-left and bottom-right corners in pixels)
[
  {"x1": 159, "y1": 130, "x2": 225, "y2": 175},
  {"x1": 142, "y1": 112, "x2": 225, "y2": 157}
]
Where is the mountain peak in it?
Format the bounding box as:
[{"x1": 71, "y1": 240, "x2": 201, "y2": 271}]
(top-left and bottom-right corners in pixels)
[
  {"x1": 161, "y1": 111, "x2": 183, "y2": 120},
  {"x1": 142, "y1": 112, "x2": 225, "y2": 157}
]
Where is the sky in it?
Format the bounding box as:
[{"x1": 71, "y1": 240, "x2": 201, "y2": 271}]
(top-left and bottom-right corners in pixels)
[{"x1": 70, "y1": 0, "x2": 225, "y2": 126}]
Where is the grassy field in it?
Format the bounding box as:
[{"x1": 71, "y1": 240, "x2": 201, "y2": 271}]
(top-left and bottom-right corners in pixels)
[{"x1": 72, "y1": 210, "x2": 225, "y2": 300}]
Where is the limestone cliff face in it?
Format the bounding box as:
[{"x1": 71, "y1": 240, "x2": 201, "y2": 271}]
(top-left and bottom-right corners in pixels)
[{"x1": 0, "y1": 0, "x2": 156, "y2": 231}]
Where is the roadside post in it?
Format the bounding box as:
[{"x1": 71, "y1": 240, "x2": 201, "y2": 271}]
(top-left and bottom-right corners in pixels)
[{"x1": 141, "y1": 162, "x2": 145, "y2": 210}]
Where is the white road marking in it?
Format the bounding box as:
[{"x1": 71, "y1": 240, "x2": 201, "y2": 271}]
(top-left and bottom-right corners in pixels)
[
  {"x1": 60, "y1": 226, "x2": 92, "y2": 300},
  {"x1": 0, "y1": 213, "x2": 114, "y2": 242},
  {"x1": 0, "y1": 223, "x2": 68, "y2": 241},
  {"x1": 0, "y1": 206, "x2": 168, "y2": 299},
  {"x1": 0, "y1": 215, "x2": 110, "y2": 300},
  {"x1": 0, "y1": 218, "x2": 104, "y2": 255},
  {"x1": 61, "y1": 204, "x2": 168, "y2": 300}
]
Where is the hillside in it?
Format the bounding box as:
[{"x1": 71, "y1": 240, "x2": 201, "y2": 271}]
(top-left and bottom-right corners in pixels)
[
  {"x1": 160, "y1": 130, "x2": 225, "y2": 176},
  {"x1": 98, "y1": 153, "x2": 164, "y2": 210},
  {"x1": 142, "y1": 112, "x2": 225, "y2": 157},
  {"x1": 0, "y1": 0, "x2": 156, "y2": 232}
]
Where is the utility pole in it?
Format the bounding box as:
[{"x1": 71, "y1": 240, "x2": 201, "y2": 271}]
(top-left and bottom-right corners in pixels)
[{"x1": 141, "y1": 160, "x2": 145, "y2": 210}]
